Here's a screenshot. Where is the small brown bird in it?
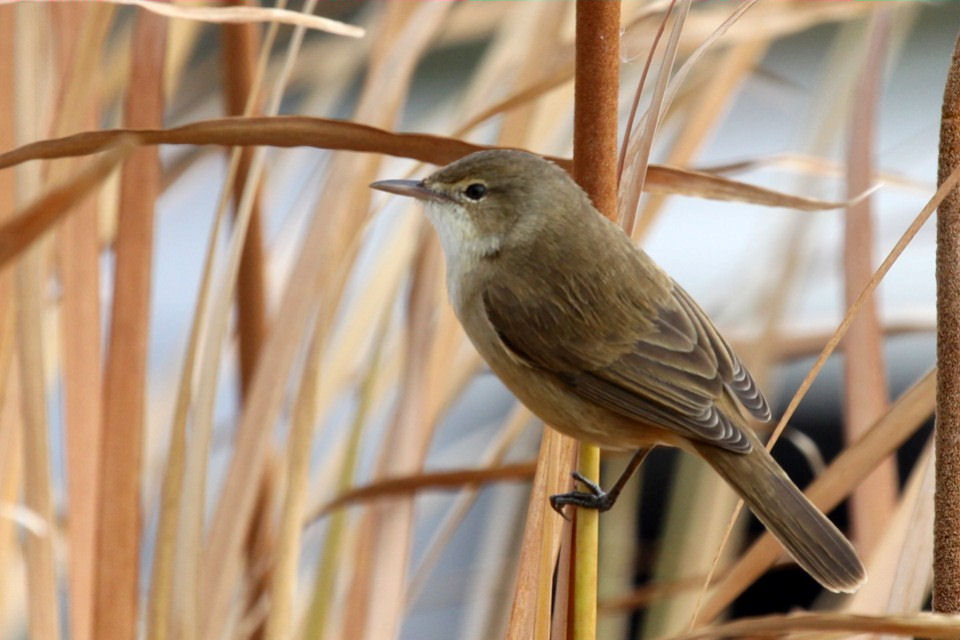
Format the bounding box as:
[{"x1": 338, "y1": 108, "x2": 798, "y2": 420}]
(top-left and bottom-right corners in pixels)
[{"x1": 371, "y1": 149, "x2": 866, "y2": 593}]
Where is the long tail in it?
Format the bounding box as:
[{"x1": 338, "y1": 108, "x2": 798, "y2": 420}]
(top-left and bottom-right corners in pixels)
[{"x1": 692, "y1": 430, "x2": 866, "y2": 593}]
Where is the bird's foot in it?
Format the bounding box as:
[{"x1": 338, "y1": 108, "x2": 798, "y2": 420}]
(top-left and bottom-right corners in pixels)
[{"x1": 549, "y1": 471, "x2": 615, "y2": 519}]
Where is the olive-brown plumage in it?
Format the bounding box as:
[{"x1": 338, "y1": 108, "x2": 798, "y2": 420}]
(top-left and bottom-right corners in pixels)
[{"x1": 371, "y1": 149, "x2": 866, "y2": 593}]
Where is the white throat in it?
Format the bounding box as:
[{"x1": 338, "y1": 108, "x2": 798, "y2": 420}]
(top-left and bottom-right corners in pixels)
[{"x1": 423, "y1": 200, "x2": 500, "y2": 307}]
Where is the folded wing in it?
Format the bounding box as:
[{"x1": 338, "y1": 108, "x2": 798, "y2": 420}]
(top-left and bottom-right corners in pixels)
[{"x1": 482, "y1": 273, "x2": 770, "y2": 453}]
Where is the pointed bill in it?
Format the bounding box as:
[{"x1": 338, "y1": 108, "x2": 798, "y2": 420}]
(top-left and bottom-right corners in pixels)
[{"x1": 370, "y1": 179, "x2": 452, "y2": 203}]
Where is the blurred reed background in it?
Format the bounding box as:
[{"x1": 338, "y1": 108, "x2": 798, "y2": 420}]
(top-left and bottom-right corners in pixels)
[{"x1": 0, "y1": 0, "x2": 956, "y2": 638}]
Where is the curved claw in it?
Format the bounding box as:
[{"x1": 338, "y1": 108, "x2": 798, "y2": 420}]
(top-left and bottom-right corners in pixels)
[{"x1": 549, "y1": 494, "x2": 573, "y2": 521}]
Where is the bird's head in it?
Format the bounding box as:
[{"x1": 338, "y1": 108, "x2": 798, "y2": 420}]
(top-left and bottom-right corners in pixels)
[{"x1": 371, "y1": 149, "x2": 590, "y2": 261}]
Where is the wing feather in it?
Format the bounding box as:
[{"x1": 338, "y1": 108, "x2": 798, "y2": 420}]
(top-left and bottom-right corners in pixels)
[{"x1": 482, "y1": 267, "x2": 769, "y2": 453}]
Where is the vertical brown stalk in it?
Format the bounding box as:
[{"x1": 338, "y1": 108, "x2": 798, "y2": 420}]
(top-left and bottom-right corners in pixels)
[
  {"x1": 221, "y1": 14, "x2": 268, "y2": 397},
  {"x1": 0, "y1": 28, "x2": 16, "y2": 624},
  {"x1": 14, "y1": 217, "x2": 59, "y2": 640},
  {"x1": 935, "y1": 30, "x2": 960, "y2": 614},
  {"x1": 221, "y1": 16, "x2": 272, "y2": 640},
  {"x1": 13, "y1": 6, "x2": 58, "y2": 639},
  {"x1": 574, "y1": 1, "x2": 620, "y2": 220},
  {"x1": 843, "y1": 11, "x2": 895, "y2": 554},
  {"x1": 50, "y1": 7, "x2": 112, "y2": 640},
  {"x1": 0, "y1": 19, "x2": 17, "y2": 625},
  {"x1": 572, "y1": 2, "x2": 620, "y2": 638},
  {"x1": 93, "y1": 11, "x2": 166, "y2": 639}
]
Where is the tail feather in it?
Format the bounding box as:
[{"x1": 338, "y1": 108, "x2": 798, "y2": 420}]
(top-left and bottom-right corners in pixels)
[{"x1": 693, "y1": 430, "x2": 866, "y2": 593}]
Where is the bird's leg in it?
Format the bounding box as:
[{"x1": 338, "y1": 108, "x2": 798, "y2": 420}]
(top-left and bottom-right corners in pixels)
[{"x1": 549, "y1": 447, "x2": 652, "y2": 517}]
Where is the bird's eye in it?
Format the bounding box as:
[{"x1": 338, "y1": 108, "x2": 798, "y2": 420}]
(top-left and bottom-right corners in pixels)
[{"x1": 463, "y1": 183, "x2": 487, "y2": 200}]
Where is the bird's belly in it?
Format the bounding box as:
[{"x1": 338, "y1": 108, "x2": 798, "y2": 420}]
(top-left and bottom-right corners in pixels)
[{"x1": 448, "y1": 274, "x2": 682, "y2": 451}]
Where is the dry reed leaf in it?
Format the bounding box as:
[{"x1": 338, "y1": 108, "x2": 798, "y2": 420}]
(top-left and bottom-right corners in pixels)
[
  {"x1": 202, "y1": 6, "x2": 451, "y2": 639},
  {"x1": 0, "y1": 362, "x2": 23, "y2": 639},
  {"x1": 622, "y1": 0, "x2": 761, "y2": 238},
  {"x1": 423, "y1": 306, "x2": 485, "y2": 430},
  {"x1": 601, "y1": 573, "x2": 723, "y2": 614},
  {"x1": 158, "y1": 11, "x2": 288, "y2": 639},
  {"x1": 266, "y1": 31, "x2": 371, "y2": 118},
  {"x1": 239, "y1": 461, "x2": 280, "y2": 639},
  {"x1": 696, "y1": 159, "x2": 960, "y2": 620},
  {"x1": 405, "y1": 404, "x2": 535, "y2": 606},
  {"x1": 843, "y1": 440, "x2": 933, "y2": 620},
  {"x1": 620, "y1": 0, "x2": 689, "y2": 236},
  {"x1": 0, "y1": 118, "x2": 861, "y2": 214},
  {"x1": 672, "y1": 611, "x2": 960, "y2": 640},
  {"x1": 12, "y1": 6, "x2": 59, "y2": 638},
  {"x1": 355, "y1": 231, "x2": 444, "y2": 640},
  {"x1": 193, "y1": 4, "x2": 315, "y2": 635},
  {"x1": 698, "y1": 368, "x2": 935, "y2": 622},
  {"x1": 455, "y1": 63, "x2": 573, "y2": 140},
  {"x1": 309, "y1": 165, "x2": 402, "y2": 639},
  {"x1": 643, "y1": 457, "x2": 741, "y2": 639},
  {"x1": 0, "y1": 8, "x2": 21, "y2": 633},
  {"x1": 435, "y1": 1, "x2": 509, "y2": 48},
  {"x1": 312, "y1": 7, "x2": 454, "y2": 640},
  {"x1": 96, "y1": 17, "x2": 132, "y2": 116},
  {"x1": 0, "y1": 117, "x2": 481, "y2": 169},
  {"x1": 14, "y1": 228, "x2": 59, "y2": 640},
  {"x1": 48, "y1": 7, "x2": 112, "y2": 640},
  {"x1": 728, "y1": 317, "x2": 935, "y2": 364},
  {"x1": 221, "y1": 16, "x2": 268, "y2": 398},
  {"x1": 93, "y1": 0, "x2": 365, "y2": 38},
  {"x1": 618, "y1": 0, "x2": 862, "y2": 71},
  {"x1": 159, "y1": 133, "x2": 275, "y2": 640},
  {"x1": 312, "y1": 462, "x2": 537, "y2": 519},
  {"x1": 93, "y1": 11, "x2": 165, "y2": 639},
  {"x1": 631, "y1": 37, "x2": 768, "y2": 239},
  {"x1": 699, "y1": 153, "x2": 930, "y2": 193},
  {"x1": 744, "y1": 16, "x2": 893, "y2": 412},
  {"x1": 617, "y1": 3, "x2": 668, "y2": 189},
  {"x1": 505, "y1": 428, "x2": 577, "y2": 640},
  {"x1": 48, "y1": 5, "x2": 114, "y2": 139},
  {"x1": 163, "y1": 12, "x2": 203, "y2": 100},
  {"x1": 879, "y1": 454, "x2": 935, "y2": 633},
  {"x1": 301, "y1": 308, "x2": 393, "y2": 640},
  {"x1": 151, "y1": 135, "x2": 243, "y2": 640},
  {"x1": 551, "y1": 518, "x2": 573, "y2": 640},
  {"x1": 495, "y1": 3, "x2": 569, "y2": 148},
  {"x1": 842, "y1": 9, "x2": 896, "y2": 554},
  {"x1": 774, "y1": 155, "x2": 958, "y2": 450},
  {"x1": 313, "y1": 213, "x2": 420, "y2": 415},
  {"x1": 351, "y1": 54, "x2": 439, "y2": 640},
  {"x1": 643, "y1": 164, "x2": 855, "y2": 210},
  {"x1": 632, "y1": 0, "x2": 869, "y2": 57},
  {"x1": 339, "y1": 504, "x2": 376, "y2": 639},
  {"x1": 0, "y1": 140, "x2": 132, "y2": 269},
  {"x1": 218, "y1": 8, "x2": 296, "y2": 639},
  {"x1": 263, "y1": 315, "x2": 323, "y2": 640},
  {"x1": 456, "y1": 0, "x2": 570, "y2": 137},
  {"x1": 0, "y1": 4, "x2": 13, "y2": 330}
]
